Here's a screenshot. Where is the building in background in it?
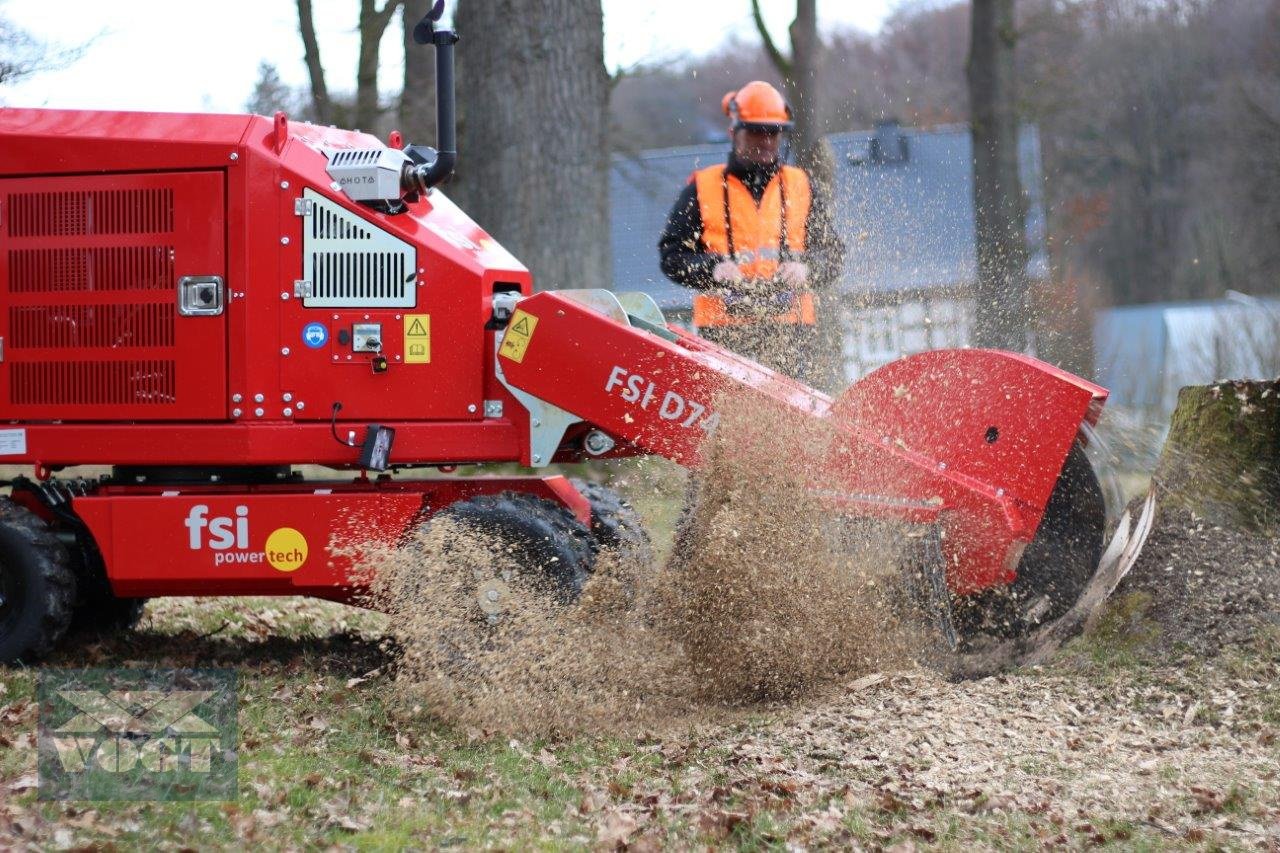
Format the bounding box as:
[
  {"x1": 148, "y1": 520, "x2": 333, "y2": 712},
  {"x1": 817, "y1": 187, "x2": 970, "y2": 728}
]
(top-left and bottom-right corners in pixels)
[
  {"x1": 1094, "y1": 293, "x2": 1280, "y2": 419},
  {"x1": 609, "y1": 122, "x2": 1048, "y2": 380}
]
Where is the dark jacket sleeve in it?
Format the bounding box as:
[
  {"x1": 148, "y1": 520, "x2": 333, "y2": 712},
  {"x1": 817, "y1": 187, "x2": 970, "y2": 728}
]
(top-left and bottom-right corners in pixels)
[
  {"x1": 802, "y1": 177, "x2": 845, "y2": 292},
  {"x1": 658, "y1": 181, "x2": 721, "y2": 291}
]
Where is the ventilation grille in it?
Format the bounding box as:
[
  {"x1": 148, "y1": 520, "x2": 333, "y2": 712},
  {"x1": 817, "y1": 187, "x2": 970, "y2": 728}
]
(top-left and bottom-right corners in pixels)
[
  {"x1": 311, "y1": 204, "x2": 371, "y2": 241},
  {"x1": 6, "y1": 189, "x2": 175, "y2": 237},
  {"x1": 9, "y1": 246, "x2": 175, "y2": 293},
  {"x1": 326, "y1": 149, "x2": 382, "y2": 168},
  {"x1": 9, "y1": 304, "x2": 175, "y2": 349},
  {"x1": 301, "y1": 189, "x2": 416, "y2": 308},
  {"x1": 11, "y1": 361, "x2": 176, "y2": 405}
]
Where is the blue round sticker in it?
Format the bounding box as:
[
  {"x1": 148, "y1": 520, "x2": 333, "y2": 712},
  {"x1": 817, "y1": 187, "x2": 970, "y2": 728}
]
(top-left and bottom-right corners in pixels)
[{"x1": 302, "y1": 322, "x2": 329, "y2": 349}]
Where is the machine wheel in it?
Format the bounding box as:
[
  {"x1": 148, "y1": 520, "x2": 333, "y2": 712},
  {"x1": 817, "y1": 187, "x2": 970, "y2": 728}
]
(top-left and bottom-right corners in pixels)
[
  {"x1": 570, "y1": 479, "x2": 653, "y2": 564},
  {"x1": 70, "y1": 584, "x2": 147, "y2": 636},
  {"x1": 61, "y1": 530, "x2": 147, "y2": 636},
  {"x1": 954, "y1": 442, "x2": 1107, "y2": 639},
  {"x1": 434, "y1": 492, "x2": 596, "y2": 606},
  {"x1": 0, "y1": 499, "x2": 77, "y2": 664}
]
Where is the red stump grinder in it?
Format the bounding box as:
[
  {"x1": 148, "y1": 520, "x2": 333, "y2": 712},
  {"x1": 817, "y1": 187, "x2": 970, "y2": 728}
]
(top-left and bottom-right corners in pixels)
[{"x1": 0, "y1": 11, "x2": 1147, "y2": 664}]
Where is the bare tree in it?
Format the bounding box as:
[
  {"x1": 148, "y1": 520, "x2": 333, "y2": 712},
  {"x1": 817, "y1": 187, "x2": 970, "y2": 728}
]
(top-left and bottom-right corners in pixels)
[
  {"x1": 296, "y1": 0, "x2": 334, "y2": 124},
  {"x1": 399, "y1": 0, "x2": 436, "y2": 145},
  {"x1": 355, "y1": 0, "x2": 403, "y2": 131},
  {"x1": 967, "y1": 0, "x2": 1030, "y2": 350},
  {"x1": 295, "y1": 0, "x2": 401, "y2": 131},
  {"x1": 750, "y1": 0, "x2": 830, "y2": 181},
  {"x1": 0, "y1": 12, "x2": 89, "y2": 87},
  {"x1": 245, "y1": 62, "x2": 312, "y2": 119},
  {"x1": 452, "y1": 0, "x2": 610, "y2": 292}
]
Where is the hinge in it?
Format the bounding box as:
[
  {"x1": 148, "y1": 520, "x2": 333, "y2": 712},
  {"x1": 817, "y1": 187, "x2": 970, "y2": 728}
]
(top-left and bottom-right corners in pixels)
[
  {"x1": 294, "y1": 197, "x2": 314, "y2": 216},
  {"x1": 293, "y1": 280, "x2": 314, "y2": 298},
  {"x1": 0, "y1": 336, "x2": 5, "y2": 363}
]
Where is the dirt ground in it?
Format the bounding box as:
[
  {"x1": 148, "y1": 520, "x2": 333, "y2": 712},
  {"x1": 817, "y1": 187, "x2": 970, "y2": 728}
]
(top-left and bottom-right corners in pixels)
[{"x1": 2, "y1": 471, "x2": 1279, "y2": 848}]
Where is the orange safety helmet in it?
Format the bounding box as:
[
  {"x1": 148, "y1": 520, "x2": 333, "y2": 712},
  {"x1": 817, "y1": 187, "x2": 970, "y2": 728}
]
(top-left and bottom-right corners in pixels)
[{"x1": 721, "y1": 81, "x2": 793, "y2": 131}]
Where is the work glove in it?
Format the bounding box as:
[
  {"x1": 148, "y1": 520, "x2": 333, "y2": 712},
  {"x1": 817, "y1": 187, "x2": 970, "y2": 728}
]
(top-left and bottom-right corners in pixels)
[
  {"x1": 711, "y1": 259, "x2": 744, "y2": 284},
  {"x1": 777, "y1": 261, "x2": 809, "y2": 288}
]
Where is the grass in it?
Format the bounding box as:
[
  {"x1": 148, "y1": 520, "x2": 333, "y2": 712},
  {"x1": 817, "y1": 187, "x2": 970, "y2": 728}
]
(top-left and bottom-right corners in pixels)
[
  {"x1": 2, "y1": 463, "x2": 1279, "y2": 847},
  {"x1": 3, "y1": 590, "x2": 1279, "y2": 848}
]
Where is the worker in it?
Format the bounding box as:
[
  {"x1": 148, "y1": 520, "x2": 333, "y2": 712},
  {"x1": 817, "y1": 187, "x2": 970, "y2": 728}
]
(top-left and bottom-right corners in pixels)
[{"x1": 659, "y1": 80, "x2": 844, "y2": 381}]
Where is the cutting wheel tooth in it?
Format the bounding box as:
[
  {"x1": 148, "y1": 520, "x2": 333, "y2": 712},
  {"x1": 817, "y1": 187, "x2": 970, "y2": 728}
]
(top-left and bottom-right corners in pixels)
[{"x1": 1022, "y1": 595, "x2": 1052, "y2": 625}]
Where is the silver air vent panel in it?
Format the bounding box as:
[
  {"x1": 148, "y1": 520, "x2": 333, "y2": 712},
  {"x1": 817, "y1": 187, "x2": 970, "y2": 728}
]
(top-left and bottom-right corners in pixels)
[{"x1": 300, "y1": 189, "x2": 417, "y2": 308}]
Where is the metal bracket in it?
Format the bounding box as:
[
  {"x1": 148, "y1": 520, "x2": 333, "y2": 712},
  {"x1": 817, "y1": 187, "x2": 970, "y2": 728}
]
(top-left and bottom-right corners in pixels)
[
  {"x1": 293, "y1": 280, "x2": 314, "y2": 298},
  {"x1": 293, "y1": 197, "x2": 314, "y2": 216},
  {"x1": 483, "y1": 400, "x2": 504, "y2": 418},
  {"x1": 492, "y1": 340, "x2": 580, "y2": 467}
]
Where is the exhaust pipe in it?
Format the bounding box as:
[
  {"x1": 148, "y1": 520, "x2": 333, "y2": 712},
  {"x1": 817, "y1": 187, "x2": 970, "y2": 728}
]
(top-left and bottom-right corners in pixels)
[{"x1": 403, "y1": 1, "x2": 458, "y2": 193}]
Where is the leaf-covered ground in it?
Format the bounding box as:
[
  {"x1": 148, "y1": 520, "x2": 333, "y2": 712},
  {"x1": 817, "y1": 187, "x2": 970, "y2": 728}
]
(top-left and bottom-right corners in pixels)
[{"x1": 2, "y1": 594, "x2": 1278, "y2": 850}]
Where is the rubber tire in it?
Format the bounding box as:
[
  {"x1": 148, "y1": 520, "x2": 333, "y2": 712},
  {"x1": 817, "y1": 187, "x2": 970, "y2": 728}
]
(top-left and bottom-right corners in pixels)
[
  {"x1": 435, "y1": 492, "x2": 596, "y2": 603},
  {"x1": 70, "y1": 584, "x2": 147, "y2": 636},
  {"x1": 954, "y1": 443, "x2": 1106, "y2": 639},
  {"x1": 0, "y1": 499, "x2": 76, "y2": 664},
  {"x1": 570, "y1": 479, "x2": 653, "y2": 564}
]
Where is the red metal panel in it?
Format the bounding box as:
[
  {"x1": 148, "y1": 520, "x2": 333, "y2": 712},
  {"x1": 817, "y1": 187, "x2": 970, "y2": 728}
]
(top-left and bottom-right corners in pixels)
[
  {"x1": 0, "y1": 171, "x2": 227, "y2": 420},
  {"x1": 495, "y1": 293, "x2": 1106, "y2": 595},
  {"x1": 13, "y1": 421, "x2": 523, "y2": 468},
  {"x1": 71, "y1": 475, "x2": 587, "y2": 598}
]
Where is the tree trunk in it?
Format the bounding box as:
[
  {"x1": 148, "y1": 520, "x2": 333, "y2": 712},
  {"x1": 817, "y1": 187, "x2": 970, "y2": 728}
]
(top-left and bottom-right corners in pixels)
[
  {"x1": 967, "y1": 0, "x2": 1030, "y2": 351},
  {"x1": 452, "y1": 0, "x2": 610, "y2": 291},
  {"x1": 751, "y1": 0, "x2": 839, "y2": 391},
  {"x1": 355, "y1": 0, "x2": 403, "y2": 132},
  {"x1": 1153, "y1": 380, "x2": 1280, "y2": 532},
  {"x1": 399, "y1": 0, "x2": 436, "y2": 146},
  {"x1": 785, "y1": 1, "x2": 826, "y2": 179},
  {"x1": 296, "y1": 0, "x2": 333, "y2": 125}
]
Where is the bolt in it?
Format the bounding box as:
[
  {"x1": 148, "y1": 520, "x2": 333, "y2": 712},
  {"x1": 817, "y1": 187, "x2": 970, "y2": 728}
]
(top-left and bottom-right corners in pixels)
[
  {"x1": 280, "y1": 292, "x2": 290, "y2": 300},
  {"x1": 296, "y1": 401, "x2": 306, "y2": 410},
  {"x1": 532, "y1": 418, "x2": 541, "y2": 427},
  {"x1": 332, "y1": 355, "x2": 339, "y2": 361},
  {"x1": 996, "y1": 488, "x2": 1005, "y2": 497},
  {"x1": 395, "y1": 354, "x2": 401, "y2": 361},
  {"x1": 252, "y1": 393, "x2": 263, "y2": 403},
  {"x1": 229, "y1": 152, "x2": 239, "y2": 161},
  {"x1": 280, "y1": 236, "x2": 290, "y2": 245},
  {"x1": 254, "y1": 407, "x2": 264, "y2": 417},
  {"x1": 280, "y1": 180, "x2": 290, "y2": 189},
  {"x1": 532, "y1": 454, "x2": 541, "y2": 463},
  {"x1": 467, "y1": 404, "x2": 477, "y2": 413},
  {"x1": 395, "y1": 314, "x2": 402, "y2": 320},
  {"x1": 281, "y1": 346, "x2": 291, "y2": 356},
  {"x1": 232, "y1": 408, "x2": 242, "y2": 417},
  {"x1": 283, "y1": 393, "x2": 293, "y2": 402},
  {"x1": 332, "y1": 314, "x2": 339, "y2": 320},
  {"x1": 938, "y1": 462, "x2": 947, "y2": 470},
  {"x1": 283, "y1": 407, "x2": 293, "y2": 417},
  {"x1": 346, "y1": 354, "x2": 352, "y2": 361},
  {"x1": 232, "y1": 393, "x2": 243, "y2": 403}
]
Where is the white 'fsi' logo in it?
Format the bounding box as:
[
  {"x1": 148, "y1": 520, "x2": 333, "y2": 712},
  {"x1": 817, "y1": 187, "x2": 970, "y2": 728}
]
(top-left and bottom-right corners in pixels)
[{"x1": 185, "y1": 505, "x2": 249, "y2": 551}]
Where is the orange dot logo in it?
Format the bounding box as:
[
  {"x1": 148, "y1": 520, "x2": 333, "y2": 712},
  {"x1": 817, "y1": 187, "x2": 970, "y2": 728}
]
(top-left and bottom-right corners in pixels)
[{"x1": 265, "y1": 527, "x2": 308, "y2": 572}]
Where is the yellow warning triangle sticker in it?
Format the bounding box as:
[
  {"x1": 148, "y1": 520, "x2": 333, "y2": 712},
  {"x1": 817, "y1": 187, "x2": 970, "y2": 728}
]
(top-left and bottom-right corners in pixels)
[
  {"x1": 406, "y1": 318, "x2": 428, "y2": 336},
  {"x1": 511, "y1": 317, "x2": 531, "y2": 336}
]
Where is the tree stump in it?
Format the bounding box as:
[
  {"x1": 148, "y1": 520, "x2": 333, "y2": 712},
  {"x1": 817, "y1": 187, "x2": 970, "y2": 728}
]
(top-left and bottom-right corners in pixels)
[{"x1": 1153, "y1": 380, "x2": 1280, "y2": 531}]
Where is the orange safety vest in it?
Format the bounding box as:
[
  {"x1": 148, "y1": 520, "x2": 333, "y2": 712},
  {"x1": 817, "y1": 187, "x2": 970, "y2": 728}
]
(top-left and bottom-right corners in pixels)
[{"x1": 690, "y1": 163, "x2": 817, "y2": 328}]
